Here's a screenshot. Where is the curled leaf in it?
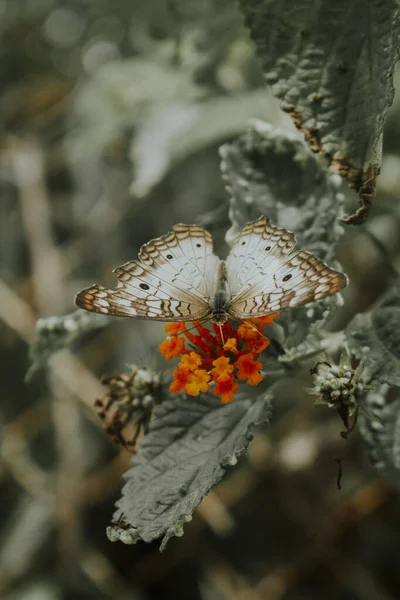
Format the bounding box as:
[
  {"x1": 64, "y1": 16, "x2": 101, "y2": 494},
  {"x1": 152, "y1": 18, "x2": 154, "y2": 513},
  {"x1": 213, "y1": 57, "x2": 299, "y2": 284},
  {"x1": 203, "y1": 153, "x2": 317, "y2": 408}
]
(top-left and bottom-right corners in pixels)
[{"x1": 239, "y1": 0, "x2": 400, "y2": 223}]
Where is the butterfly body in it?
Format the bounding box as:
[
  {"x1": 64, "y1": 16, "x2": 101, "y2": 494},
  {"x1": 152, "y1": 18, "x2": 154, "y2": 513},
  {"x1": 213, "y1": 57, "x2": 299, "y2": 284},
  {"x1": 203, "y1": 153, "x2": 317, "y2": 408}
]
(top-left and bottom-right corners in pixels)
[
  {"x1": 75, "y1": 217, "x2": 347, "y2": 322},
  {"x1": 210, "y1": 260, "x2": 230, "y2": 324}
]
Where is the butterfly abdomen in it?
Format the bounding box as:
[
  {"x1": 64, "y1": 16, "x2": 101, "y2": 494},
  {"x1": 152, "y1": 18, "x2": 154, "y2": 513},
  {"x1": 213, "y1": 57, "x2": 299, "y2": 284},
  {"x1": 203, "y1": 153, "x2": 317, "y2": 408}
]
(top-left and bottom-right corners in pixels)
[{"x1": 210, "y1": 260, "x2": 230, "y2": 324}]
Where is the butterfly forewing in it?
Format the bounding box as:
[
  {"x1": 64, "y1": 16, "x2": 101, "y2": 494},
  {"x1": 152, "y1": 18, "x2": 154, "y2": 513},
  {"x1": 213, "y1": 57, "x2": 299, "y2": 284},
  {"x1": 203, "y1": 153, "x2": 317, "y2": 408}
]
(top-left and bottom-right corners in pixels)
[
  {"x1": 225, "y1": 217, "x2": 296, "y2": 297},
  {"x1": 136, "y1": 224, "x2": 218, "y2": 299},
  {"x1": 225, "y1": 217, "x2": 347, "y2": 320},
  {"x1": 76, "y1": 216, "x2": 348, "y2": 323},
  {"x1": 75, "y1": 224, "x2": 219, "y2": 321}
]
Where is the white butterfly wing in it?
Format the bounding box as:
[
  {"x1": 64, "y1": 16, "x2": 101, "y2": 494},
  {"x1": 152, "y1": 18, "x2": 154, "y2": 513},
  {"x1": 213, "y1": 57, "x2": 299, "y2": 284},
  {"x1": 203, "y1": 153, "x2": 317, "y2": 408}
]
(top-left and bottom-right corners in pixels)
[
  {"x1": 225, "y1": 217, "x2": 347, "y2": 320},
  {"x1": 76, "y1": 224, "x2": 220, "y2": 321}
]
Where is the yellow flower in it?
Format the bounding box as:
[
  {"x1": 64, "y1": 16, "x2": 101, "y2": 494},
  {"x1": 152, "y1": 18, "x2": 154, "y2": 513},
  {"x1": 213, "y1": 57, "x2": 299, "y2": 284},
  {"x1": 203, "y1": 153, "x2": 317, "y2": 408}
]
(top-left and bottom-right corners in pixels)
[
  {"x1": 211, "y1": 356, "x2": 234, "y2": 382},
  {"x1": 185, "y1": 369, "x2": 211, "y2": 396},
  {"x1": 179, "y1": 352, "x2": 203, "y2": 371},
  {"x1": 223, "y1": 337, "x2": 238, "y2": 353}
]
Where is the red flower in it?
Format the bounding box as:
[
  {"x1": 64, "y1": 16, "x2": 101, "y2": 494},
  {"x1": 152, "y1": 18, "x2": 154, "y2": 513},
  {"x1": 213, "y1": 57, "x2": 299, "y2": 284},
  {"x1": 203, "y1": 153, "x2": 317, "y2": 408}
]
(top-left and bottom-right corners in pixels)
[
  {"x1": 170, "y1": 367, "x2": 191, "y2": 393},
  {"x1": 235, "y1": 353, "x2": 263, "y2": 385},
  {"x1": 213, "y1": 376, "x2": 239, "y2": 404}
]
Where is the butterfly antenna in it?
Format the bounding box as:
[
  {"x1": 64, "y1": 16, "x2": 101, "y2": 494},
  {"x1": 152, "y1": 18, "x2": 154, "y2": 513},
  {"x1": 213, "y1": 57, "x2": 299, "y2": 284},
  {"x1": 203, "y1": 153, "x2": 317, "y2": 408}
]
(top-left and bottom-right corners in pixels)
[
  {"x1": 218, "y1": 323, "x2": 225, "y2": 345},
  {"x1": 182, "y1": 317, "x2": 210, "y2": 335},
  {"x1": 242, "y1": 321, "x2": 270, "y2": 342}
]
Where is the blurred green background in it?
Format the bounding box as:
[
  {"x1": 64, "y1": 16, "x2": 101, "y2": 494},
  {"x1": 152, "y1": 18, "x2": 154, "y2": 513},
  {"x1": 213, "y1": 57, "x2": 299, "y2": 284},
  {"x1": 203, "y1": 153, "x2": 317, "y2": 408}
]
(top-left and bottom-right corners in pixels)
[{"x1": 1, "y1": 1, "x2": 400, "y2": 599}]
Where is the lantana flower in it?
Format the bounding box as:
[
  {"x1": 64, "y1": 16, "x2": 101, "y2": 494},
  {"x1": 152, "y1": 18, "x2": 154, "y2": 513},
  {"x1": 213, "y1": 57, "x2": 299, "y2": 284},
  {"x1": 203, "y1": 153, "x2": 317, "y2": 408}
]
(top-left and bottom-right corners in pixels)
[
  {"x1": 159, "y1": 335, "x2": 186, "y2": 360},
  {"x1": 235, "y1": 353, "x2": 263, "y2": 385},
  {"x1": 159, "y1": 313, "x2": 279, "y2": 403}
]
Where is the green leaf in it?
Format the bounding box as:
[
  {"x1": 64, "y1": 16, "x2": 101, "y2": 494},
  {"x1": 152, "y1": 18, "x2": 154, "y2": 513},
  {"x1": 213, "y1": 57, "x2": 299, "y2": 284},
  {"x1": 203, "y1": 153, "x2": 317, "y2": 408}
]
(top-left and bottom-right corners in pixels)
[
  {"x1": 107, "y1": 392, "x2": 271, "y2": 549},
  {"x1": 359, "y1": 391, "x2": 400, "y2": 490},
  {"x1": 346, "y1": 279, "x2": 400, "y2": 387},
  {"x1": 238, "y1": 0, "x2": 400, "y2": 223},
  {"x1": 220, "y1": 120, "x2": 345, "y2": 348}
]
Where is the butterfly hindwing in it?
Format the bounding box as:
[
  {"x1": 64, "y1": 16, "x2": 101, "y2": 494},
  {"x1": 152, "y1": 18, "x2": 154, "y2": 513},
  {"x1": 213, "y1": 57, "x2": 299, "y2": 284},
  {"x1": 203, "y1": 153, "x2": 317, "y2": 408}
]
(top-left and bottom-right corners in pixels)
[
  {"x1": 75, "y1": 224, "x2": 219, "y2": 321},
  {"x1": 76, "y1": 216, "x2": 348, "y2": 323},
  {"x1": 225, "y1": 217, "x2": 347, "y2": 320}
]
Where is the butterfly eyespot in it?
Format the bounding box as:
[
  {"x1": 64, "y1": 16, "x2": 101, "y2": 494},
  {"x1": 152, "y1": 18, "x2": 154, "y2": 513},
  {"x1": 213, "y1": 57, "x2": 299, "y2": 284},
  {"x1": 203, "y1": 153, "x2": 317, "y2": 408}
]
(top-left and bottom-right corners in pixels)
[
  {"x1": 196, "y1": 243, "x2": 201, "y2": 248},
  {"x1": 283, "y1": 274, "x2": 292, "y2": 282},
  {"x1": 140, "y1": 283, "x2": 150, "y2": 290},
  {"x1": 241, "y1": 241, "x2": 246, "y2": 246},
  {"x1": 265, "y1": 246, "x2": 271, "y2": 251},
  {"x1": 166, "y1": 254, "x2": 173, "y2": 259}
]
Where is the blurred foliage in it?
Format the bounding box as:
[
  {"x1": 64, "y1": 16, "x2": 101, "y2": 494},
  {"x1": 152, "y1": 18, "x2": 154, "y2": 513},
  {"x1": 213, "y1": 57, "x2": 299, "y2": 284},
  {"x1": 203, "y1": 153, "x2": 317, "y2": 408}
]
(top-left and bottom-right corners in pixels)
[
  {"x1": 347, "y1": 279, "x2": 400, "y2": 387},
  {"x1": 359, "y1": 387, "x2": 400, "y2": 491},
  {"x1": 1, "y1": 0, "x2": 400, "y2": 599}
]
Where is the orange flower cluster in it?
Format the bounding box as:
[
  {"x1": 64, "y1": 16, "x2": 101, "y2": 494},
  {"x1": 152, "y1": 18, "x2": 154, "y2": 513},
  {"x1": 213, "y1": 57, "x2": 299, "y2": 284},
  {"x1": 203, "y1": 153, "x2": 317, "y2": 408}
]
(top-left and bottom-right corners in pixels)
[{"x1": 159, "y1": 313, "x2": 280, "y2": 403}]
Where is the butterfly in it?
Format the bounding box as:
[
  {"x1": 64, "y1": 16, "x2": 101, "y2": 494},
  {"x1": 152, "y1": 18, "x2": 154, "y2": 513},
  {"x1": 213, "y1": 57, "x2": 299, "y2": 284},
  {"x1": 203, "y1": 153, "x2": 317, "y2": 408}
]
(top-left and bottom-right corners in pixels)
[{"x1": 75, "y1": 216, "x2": 348, "y2": 324}]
